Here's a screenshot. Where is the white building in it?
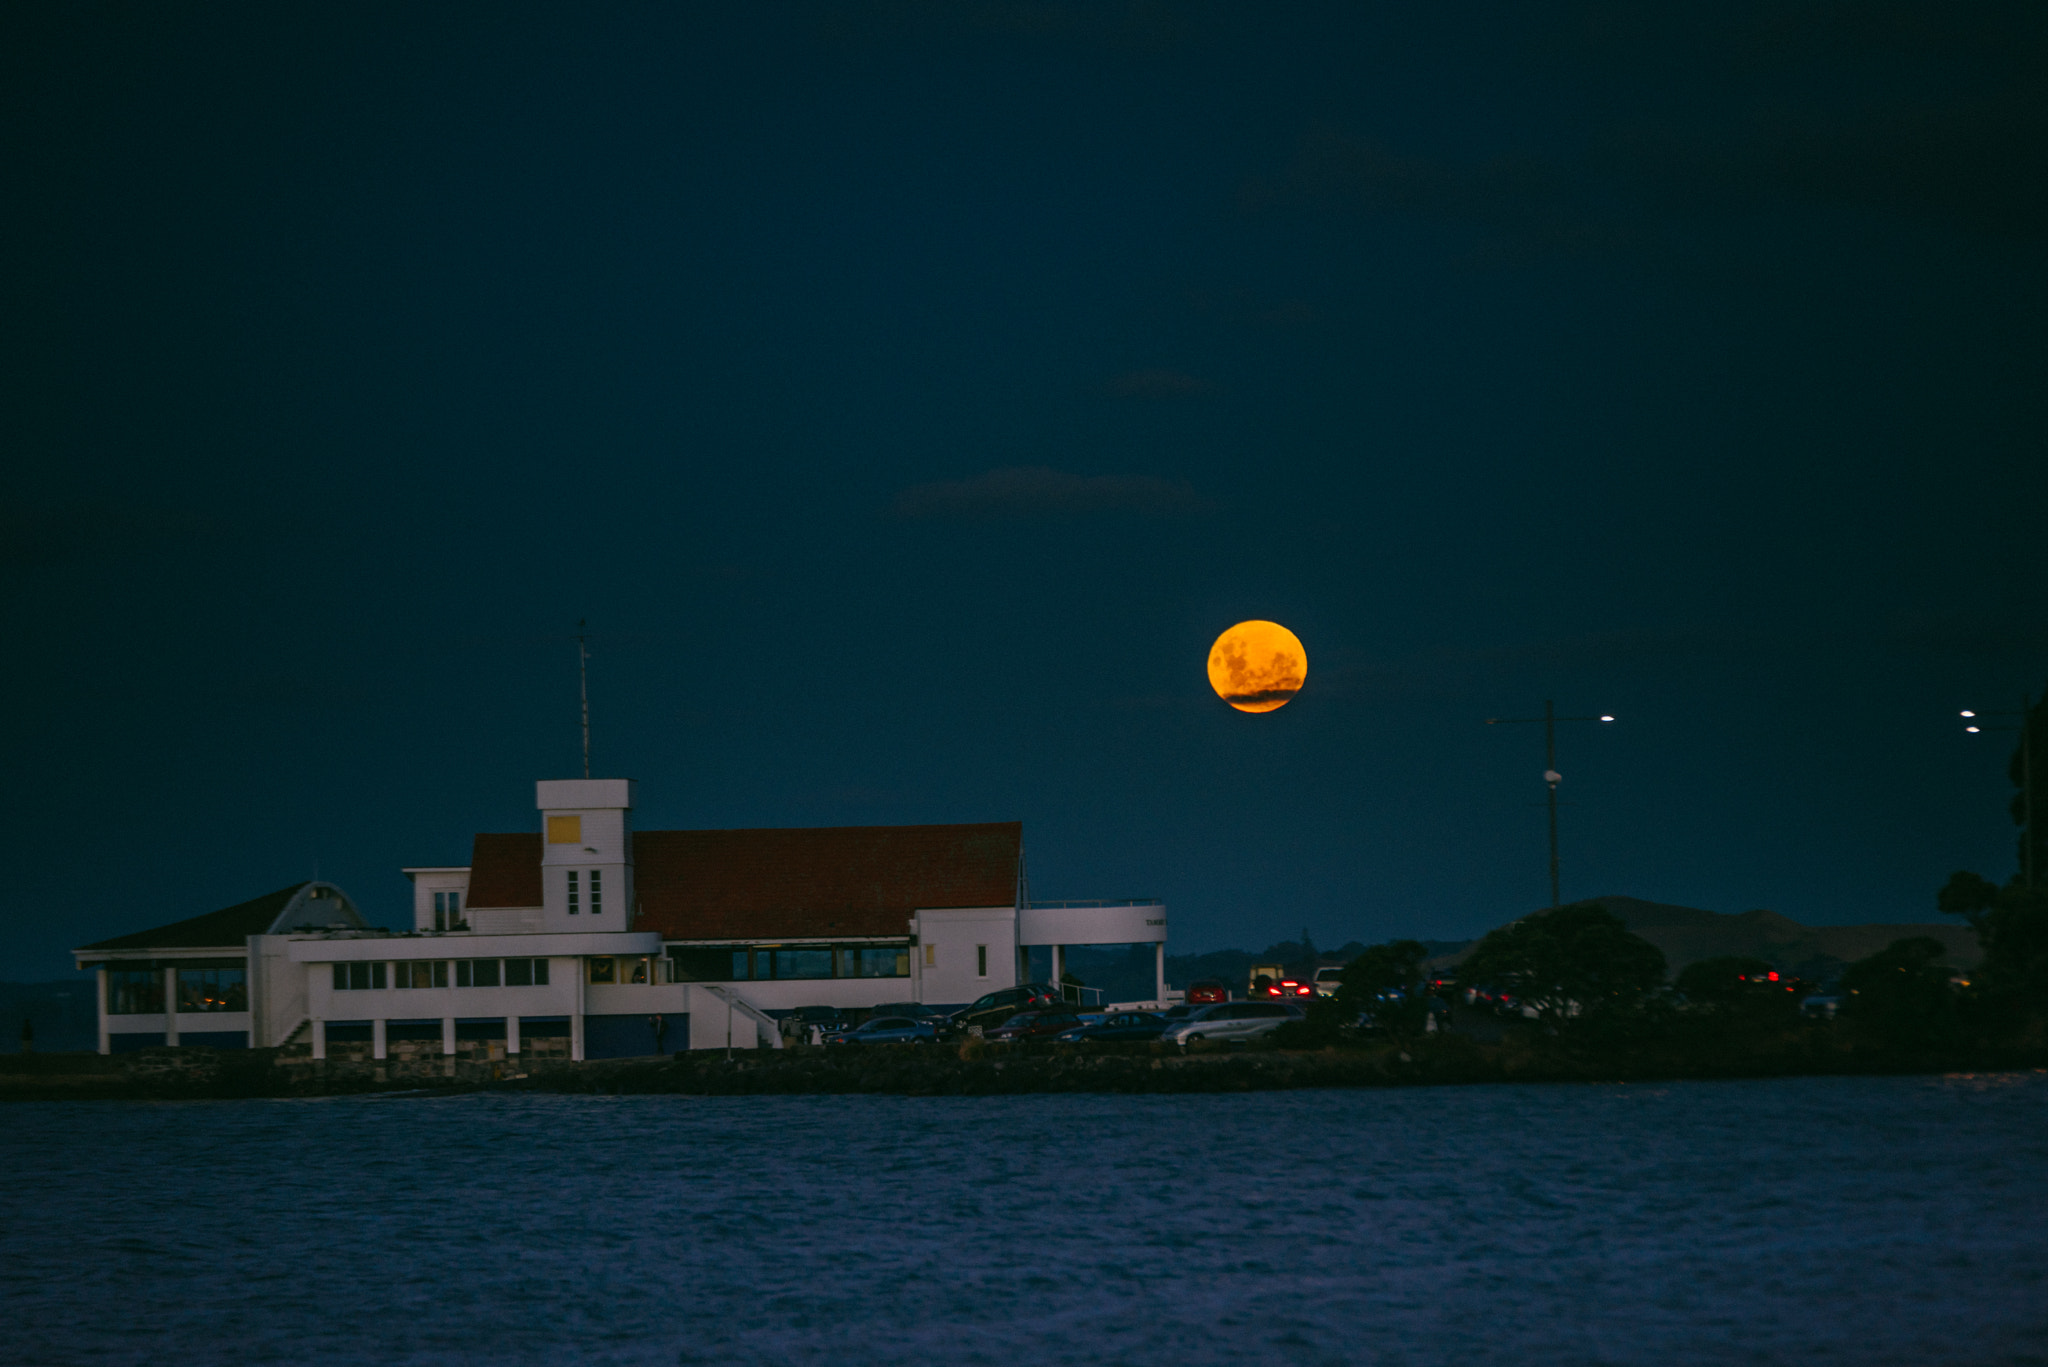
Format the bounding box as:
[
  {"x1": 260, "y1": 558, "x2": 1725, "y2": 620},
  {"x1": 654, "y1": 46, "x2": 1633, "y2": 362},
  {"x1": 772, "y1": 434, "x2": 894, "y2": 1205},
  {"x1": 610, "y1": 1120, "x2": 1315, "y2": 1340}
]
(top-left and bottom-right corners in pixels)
[{"x1": 75, "y1": 777, "x2": 1169, "y2": 1060}]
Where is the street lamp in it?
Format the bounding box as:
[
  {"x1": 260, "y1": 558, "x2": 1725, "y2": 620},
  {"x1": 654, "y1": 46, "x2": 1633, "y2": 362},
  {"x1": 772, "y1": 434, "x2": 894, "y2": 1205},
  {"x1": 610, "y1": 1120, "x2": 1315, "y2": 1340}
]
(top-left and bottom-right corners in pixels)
[
  {"x1": 1960, "y1": 695, "x2": 2038, "y2": 889},
  {"x1": 1486, "y1": 701, "x2": 1616, "y2": 909}
]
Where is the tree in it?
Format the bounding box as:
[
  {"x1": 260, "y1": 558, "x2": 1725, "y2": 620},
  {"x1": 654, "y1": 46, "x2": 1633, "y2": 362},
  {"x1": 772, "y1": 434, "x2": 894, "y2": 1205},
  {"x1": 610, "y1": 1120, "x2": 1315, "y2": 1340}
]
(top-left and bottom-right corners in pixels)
[
  {"x1": 1457, "y1": 902, "x2": 1667, "y2": 1025},
  {"x1": 1310, "y1": 938, "x2": 1429, "y2": 1041},
  {"x1": 1938, "y1": 870, "x2": 2001, "y2": 936},
  {"x1": 1838, "y1": 936, "x2": 1958, "y2": 1049}
]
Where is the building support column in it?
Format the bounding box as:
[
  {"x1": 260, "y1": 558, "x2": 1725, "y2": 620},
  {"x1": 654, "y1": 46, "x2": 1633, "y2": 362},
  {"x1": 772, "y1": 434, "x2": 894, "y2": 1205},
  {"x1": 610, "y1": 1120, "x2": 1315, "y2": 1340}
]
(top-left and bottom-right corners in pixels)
[
  {"x1": 163, "y1": 966, "x2": 180, "y2": 1046},
  {"x1": 506, "y1": 1016, "x2": 521, "y2": 1056},
  {"x1": 1155, "y1": 942, "x2": 1166, "y2": 1005},
  {"x1": 440, "y1": 1016, "x2": 456, "y2": 1057},
  {"x1": 311, "y1": 1019, "x2": 327, "y2": 1060},
  {"x1": 571, "y1": 960, "x2": 585, "y2": 1061},
  {"x1": 96, "y1": 967, "x2": 110, "y2": 1055},
  {"x1": 1050, "y1": 945, "x2": 1063, "y2": 994},
  {"x1": 371, "y1": 1018, "x2": 387, "y2": 1061}
]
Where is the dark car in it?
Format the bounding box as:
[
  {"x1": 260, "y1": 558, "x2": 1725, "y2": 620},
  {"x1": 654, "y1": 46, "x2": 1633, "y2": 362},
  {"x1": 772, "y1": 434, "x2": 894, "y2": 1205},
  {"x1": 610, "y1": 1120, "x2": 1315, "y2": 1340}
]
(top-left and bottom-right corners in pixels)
[
  {"x1": 954, "y1": 984, "x2": 1065, "y2": 1034},
  {"x1": 824, "y1": 1016, "x2": 939, "y2": 1046},
  {"x1": 983, "y1": 1009, "x2": 1084, "y2": 1044},
  {"x1": 862, "y1": 1002, "x2": 959, "y2": 1038},
  {"x1": 1055, "y1": 1010, "x2": 1168, "y2": 1044},
  {"x1": 1185, "y1": 979, "x2": 1230, "y2": 1005}
]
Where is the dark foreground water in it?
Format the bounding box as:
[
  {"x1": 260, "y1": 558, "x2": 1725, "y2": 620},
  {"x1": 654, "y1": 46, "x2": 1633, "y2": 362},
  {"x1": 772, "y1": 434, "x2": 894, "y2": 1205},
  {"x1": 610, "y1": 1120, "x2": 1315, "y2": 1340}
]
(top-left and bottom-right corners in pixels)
[{"x1": 4, "y1": 1074, "x2": 2047, "y2": 1367}]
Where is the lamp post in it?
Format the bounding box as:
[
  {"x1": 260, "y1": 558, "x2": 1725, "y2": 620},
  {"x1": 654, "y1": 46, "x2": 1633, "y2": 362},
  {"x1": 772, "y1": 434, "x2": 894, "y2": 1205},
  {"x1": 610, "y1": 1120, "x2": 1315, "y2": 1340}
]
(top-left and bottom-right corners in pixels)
[
  {"x1": 1486, "y1": 701, "x2": 1616, "y2": 908},
  {"x1": 1962, "y1": 694, "x2": 2038, "y2": 889}
]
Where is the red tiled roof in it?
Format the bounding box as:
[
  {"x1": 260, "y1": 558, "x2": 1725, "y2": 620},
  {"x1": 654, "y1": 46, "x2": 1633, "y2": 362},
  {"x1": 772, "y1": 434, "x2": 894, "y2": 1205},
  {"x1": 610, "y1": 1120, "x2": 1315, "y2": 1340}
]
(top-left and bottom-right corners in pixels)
[
  {"x1": 466, "y1": 832, "x2": 543, "y2": 909},
  {"x1": 464, "y1": 821, "x2": 1023, "y2": 939}
]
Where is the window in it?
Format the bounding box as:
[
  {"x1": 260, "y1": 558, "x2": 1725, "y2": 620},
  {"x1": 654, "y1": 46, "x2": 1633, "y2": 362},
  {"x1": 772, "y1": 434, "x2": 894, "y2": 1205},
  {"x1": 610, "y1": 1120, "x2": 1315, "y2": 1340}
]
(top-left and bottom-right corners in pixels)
[
  {"x1": 731, "y1": 949, "x2": 753, "y2": 980},
  {"x1": 504, "y1": 958, "x2": 548, "y2": 987},
  {"x1": 395, "y1": 961, "x2": 437, "y2": 989},
  {"x1": 471, "y1": 959, "x2": 501, "y2": 988},
  {"x1": 177, "y1": 965, "x2": 247, "y2": 1013},
  {"x1": 977, "y1": 945, "x2": 988, "y2": 978},
  {"x1": 771, "y1": 948, "x2": 832, "y2": 980},
  {"x1": 106, "y1": 966, "x2": 165, "y2": 1015},
  {"x1": 567, "y1": 870, "x2": 579, "y2": 915},
  {"x1": 589, "y1": 868, "x2": 602, "y2": 916},
  {"x1": 627, "y1": 955, "x2": 649, "y2": 984},
  {"x1": 587, "y1": 957, "x2": 615, "y2": 984},
  {"x1": 546, "y1": 814, "x2": 582, "y2": 844},
  {"x1": 666, "y1": 948, "x2": 737, "y2": 982},
  {"x1": 924, "y1": 944, "x2": 936, "y2": 968},
  {"x1": 332, "y1": 962, "x2": 387, "y2": 991},
  {"x1": 432, "y1": 891, "x2": 463, "y2": 931}
]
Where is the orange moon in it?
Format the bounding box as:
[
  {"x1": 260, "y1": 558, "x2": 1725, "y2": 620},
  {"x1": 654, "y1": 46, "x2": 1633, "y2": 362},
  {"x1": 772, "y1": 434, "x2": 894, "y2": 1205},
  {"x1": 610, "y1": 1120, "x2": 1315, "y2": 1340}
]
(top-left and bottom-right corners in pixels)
[{"x1": 1207, "y1": 620, "x2": 1307, "y2": 713}]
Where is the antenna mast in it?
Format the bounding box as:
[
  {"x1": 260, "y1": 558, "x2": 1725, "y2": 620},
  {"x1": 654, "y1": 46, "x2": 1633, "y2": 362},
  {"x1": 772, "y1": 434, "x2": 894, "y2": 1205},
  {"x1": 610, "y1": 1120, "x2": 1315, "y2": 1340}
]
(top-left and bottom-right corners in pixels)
[{"x1": 577, "y1": 620, "x2": 591, "y2": 780}]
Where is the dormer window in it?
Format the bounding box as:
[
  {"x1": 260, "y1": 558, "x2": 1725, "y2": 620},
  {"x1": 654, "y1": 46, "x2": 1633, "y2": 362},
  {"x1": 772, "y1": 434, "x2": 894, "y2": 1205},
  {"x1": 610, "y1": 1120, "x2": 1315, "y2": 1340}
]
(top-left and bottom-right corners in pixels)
[{"x1": 433, "y1": 891, "x2": 464, "y2": 931}]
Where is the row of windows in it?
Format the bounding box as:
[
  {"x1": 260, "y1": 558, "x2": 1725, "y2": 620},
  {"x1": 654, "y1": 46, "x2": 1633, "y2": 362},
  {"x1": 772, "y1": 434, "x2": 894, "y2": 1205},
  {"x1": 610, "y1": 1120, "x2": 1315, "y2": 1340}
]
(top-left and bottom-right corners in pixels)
[
  {"x1": 667, "y1": 944, "x2": 910, "y2": 983},
  {"x1": 106, "y1": 964, "x2": 248, "y2": 1015},
  {"x1": 331, "y1": 959, "x2": 551, "y2": 991}
]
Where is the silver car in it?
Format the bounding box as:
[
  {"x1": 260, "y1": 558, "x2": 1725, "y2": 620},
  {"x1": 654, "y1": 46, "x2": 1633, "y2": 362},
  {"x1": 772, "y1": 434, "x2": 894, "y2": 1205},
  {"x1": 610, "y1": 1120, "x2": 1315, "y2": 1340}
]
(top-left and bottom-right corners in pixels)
[{"x1": 1160, "y1": 1000, "x2": 1304, "y2": 1047}]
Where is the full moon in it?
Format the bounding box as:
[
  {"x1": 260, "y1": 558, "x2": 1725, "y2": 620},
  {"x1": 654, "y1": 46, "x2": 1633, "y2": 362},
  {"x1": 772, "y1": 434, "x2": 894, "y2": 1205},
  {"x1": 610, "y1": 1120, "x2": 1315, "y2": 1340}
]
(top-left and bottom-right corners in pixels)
[{"x1": 1207, "y1": 620, "x2": 1307, "y2": 713}]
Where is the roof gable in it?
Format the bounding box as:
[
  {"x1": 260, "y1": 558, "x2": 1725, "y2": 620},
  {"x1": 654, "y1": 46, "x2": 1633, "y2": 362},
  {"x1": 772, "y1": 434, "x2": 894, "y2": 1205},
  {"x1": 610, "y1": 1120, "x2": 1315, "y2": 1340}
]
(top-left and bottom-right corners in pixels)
[
  {"x1": 77, "y1": 882, "x2": 346, "y2": 951},
  {"x1": 463, "y1": 821, "x2": 1023, "y2": 937},
  {"x1": 635, "y1": 822, "x2": 1021, "y2": 940},
  {"x1": 466, "y1": 832, "x2": 544, "y2": 909}
]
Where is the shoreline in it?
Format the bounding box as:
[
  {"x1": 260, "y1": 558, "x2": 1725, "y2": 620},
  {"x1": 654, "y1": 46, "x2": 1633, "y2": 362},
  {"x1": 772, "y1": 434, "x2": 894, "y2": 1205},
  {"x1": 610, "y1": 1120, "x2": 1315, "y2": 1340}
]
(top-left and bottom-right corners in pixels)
[{"x1": 5, "y1": 1038, "x2": 2045, "y2": 1101}]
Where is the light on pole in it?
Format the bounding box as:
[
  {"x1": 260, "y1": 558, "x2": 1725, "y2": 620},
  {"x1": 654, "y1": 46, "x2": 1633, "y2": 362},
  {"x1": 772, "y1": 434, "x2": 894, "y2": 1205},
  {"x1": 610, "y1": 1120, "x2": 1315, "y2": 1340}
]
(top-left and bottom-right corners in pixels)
[
  {"x1": 1486, "y1": 701, "x2": 1616, "y2": 908},
  {"x1": 1961, "y1": 695, "x2": 2038, "y2": 889}
]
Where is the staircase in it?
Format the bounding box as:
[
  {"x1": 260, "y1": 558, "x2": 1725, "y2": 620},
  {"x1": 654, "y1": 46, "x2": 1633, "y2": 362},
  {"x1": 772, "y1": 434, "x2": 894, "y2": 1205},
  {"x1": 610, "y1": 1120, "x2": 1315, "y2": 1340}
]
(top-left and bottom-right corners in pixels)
[{"x1": 692, "y1": 986, "x2": 784, "y2": 1050}]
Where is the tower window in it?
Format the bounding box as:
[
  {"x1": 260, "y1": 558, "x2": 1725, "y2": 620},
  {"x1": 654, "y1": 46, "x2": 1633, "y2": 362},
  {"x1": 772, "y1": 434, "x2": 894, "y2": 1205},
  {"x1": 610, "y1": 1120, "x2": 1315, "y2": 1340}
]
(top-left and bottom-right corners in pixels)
[
  {"x1": 546, "y1": 815, "x2": 582, "y2": 844},
  {"x1": 977, "y1": 944, "x2": 988, "y2": 978},
  {"x1": 589, "y1": 869, "x2": 602, "y2": 916},
  {"x1": 567, "y1": 870, "x2": 579, "y2": 915}
]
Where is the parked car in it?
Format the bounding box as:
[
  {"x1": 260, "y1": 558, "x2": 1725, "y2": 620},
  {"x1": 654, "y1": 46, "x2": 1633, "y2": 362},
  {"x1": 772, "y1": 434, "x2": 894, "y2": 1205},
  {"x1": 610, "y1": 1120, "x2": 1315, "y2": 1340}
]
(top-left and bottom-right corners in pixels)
[
  {"x1": 1312, "y1": 966, "x2": 1347, "y2": 997},
  {"x1": 824, "y1": 1016, "x2": 939, "y2": 1046},
  {"x1": 953, "y1": 984, "x2": 1065, "y2": 1034},
  {"x1": 863, "y1": 1002, "x2": 960, "y2": 1038},
  {"x1": 983, "y1": 1009, "x2": 1085, "y2": 1044},
  {"x1": 1185, "y1": 979, "x2": 1230, "y2": 1005},
  {"x1": 1160, "y1": 1000, "x2": 1303, "y2": 1048},
  {"x1": 1055, "y1": 1011, "x2": 1169, "y2": 1044}
]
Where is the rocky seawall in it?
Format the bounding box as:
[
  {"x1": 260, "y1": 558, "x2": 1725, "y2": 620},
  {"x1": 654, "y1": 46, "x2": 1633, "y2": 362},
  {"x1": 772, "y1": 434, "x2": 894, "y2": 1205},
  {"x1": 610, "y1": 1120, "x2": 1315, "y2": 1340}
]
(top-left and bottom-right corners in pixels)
[{"x1": 6, "y1": 1033, "x2": 2045, "y2": 1101}]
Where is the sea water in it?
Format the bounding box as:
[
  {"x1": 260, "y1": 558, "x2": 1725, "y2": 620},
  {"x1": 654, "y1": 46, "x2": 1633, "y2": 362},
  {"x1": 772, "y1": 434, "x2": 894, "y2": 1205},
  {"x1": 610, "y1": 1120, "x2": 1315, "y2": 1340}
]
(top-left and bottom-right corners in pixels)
[{"x1": 3, "y1": 1073, "x2": 2046, "y2": 1366}]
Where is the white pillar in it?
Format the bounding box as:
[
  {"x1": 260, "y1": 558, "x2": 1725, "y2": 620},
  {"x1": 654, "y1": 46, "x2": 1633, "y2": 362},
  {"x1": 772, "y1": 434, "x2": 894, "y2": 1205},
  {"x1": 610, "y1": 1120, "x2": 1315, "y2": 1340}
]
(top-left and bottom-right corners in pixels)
[
  {"x1": 163, "y1": 966, "x2": 180, "y2": 1046},
  {"x1": 571, "y1": 959, "x2": 585, "y2": 1061},
  {"x1": 1155, "y1": 942, "x2": 1166, "y2": 1005},
  {"x1": 96, "y1": 967, "x2": 110, "y2": 1055},
  {"x1": 1050, "y1": 945, "x2": 1063, "y2": 994},
  {"x1": 506, "y1": 1016, "x2": 521, "y2": 1056},
  {"x1": 440, "y1": 1016, "x2": 456, "y2": 1056},
  {"x1": 371, "y1": 1019, "x2": 387, "y2": 1060},
  {"x1": 311, "y1": 1019, "x2": 327, "y2": 1060}
]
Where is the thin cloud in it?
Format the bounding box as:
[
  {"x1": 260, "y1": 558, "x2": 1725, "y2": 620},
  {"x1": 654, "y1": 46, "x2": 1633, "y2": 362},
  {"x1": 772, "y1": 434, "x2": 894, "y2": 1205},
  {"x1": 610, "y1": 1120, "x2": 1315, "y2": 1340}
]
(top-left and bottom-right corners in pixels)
[{"x1": 893, "y1": 466, "x2": 1205, "y2": 519}]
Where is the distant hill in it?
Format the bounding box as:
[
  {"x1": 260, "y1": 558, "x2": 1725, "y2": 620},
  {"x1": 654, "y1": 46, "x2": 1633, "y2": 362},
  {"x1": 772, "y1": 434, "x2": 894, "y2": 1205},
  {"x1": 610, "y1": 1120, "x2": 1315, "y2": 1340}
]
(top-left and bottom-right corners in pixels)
[{"x1": 1427, "y1": 895, "x2": 1979, "y2": 982}]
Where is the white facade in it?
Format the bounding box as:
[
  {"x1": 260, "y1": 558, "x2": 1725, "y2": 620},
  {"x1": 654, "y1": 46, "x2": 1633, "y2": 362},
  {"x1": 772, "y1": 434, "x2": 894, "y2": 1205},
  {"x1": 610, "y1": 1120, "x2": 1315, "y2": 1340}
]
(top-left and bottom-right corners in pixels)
[{"x1": 78, "y1": 776, "x2": 1172, "y2": 1058}]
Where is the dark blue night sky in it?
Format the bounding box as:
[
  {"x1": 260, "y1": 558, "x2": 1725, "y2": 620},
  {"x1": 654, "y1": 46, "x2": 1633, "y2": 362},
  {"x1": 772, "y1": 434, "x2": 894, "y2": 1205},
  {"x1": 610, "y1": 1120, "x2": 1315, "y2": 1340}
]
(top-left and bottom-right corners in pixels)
[{"x1": 5, "y1": 2, "x2": 2044, "y2": 977}]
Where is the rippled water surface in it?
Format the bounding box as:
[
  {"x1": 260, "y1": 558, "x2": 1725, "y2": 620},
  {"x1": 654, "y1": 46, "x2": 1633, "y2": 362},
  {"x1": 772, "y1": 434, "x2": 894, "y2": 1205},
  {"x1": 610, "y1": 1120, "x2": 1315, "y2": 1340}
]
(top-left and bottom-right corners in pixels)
[{"x1": 5, "y1": 1074, "x2": 2047, "y2": 1366}]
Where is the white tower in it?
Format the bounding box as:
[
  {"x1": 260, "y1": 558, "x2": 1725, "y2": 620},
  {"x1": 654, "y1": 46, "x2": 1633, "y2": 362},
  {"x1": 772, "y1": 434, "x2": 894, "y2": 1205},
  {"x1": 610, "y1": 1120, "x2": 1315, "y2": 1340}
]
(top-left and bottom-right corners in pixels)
[{"x1": 536, "y1": 779, "x2": 636, "y2": 932}]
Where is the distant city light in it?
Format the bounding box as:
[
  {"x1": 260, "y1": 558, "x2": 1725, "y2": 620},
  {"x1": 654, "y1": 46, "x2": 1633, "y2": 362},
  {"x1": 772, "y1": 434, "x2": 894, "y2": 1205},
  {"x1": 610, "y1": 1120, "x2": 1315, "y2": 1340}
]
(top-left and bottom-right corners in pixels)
[
  {"x1": 1961, "y1": 710, "x2": 1976, "y2": 718},
  {"x1": 1599, "y1": 715, "x2": 1615, "y2": 722},
  {"x1": 1966, "y1": 726, "x2": 1982, "y2": 733}
]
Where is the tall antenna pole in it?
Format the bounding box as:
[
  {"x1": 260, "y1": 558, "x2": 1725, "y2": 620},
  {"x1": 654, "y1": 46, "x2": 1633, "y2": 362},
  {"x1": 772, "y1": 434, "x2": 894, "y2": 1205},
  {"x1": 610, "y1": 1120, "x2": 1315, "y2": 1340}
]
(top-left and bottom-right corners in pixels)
[
  {"x1": 577, "y1": 620, "x2": 591, "y2": 780},
  {"x1": 1544, "y1": 700, "x2": 1561, "y2": 909},
  {"x1": 1486, "y1": 702, "x2": 1614, "y2": 910},
  {"x1": 2025, "y1": 692, "x2": 2036, "y2": 890}
]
